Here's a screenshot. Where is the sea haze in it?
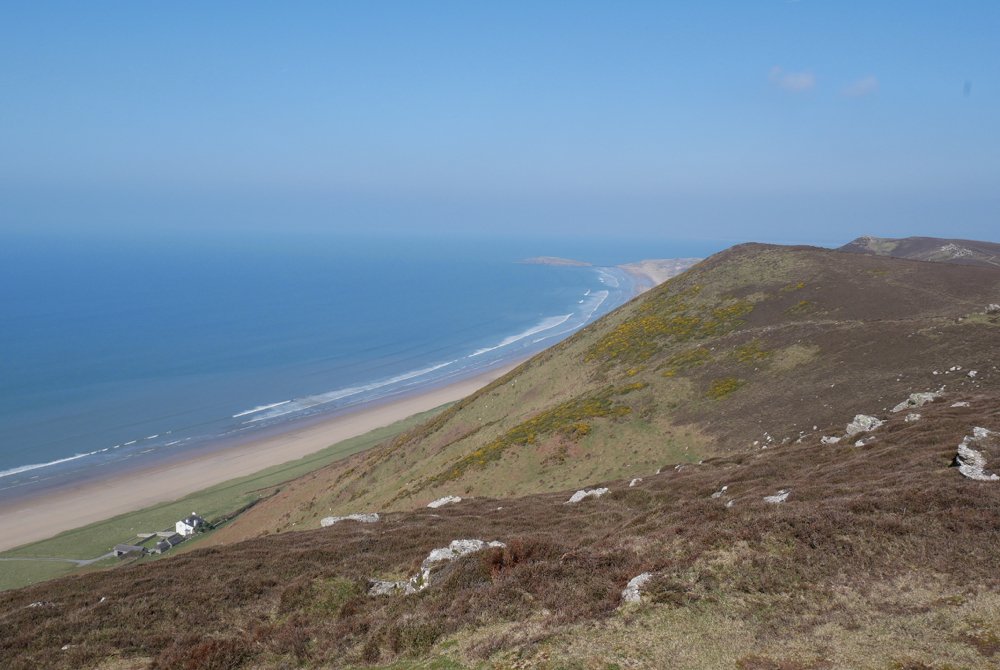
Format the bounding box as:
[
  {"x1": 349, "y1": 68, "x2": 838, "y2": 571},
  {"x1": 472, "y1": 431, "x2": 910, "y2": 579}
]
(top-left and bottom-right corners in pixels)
[{"x1": 0, "y1": 230, "x2": 714, "y2": 500}]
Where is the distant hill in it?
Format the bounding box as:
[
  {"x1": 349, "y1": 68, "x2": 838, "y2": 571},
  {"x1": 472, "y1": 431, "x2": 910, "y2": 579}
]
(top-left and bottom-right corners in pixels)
[
  {"x1": 839, "y1": 235, "x2": 1000, "y2": 267},
  {"x1": 4, "y1": 242, "x2": 1000, "y2": 669}
]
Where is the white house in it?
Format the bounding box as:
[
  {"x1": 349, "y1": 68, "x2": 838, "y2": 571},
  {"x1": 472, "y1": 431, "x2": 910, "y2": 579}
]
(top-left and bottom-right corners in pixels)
[{"x1": 175, "y1": 512, "x2": 206, "y2": 537}]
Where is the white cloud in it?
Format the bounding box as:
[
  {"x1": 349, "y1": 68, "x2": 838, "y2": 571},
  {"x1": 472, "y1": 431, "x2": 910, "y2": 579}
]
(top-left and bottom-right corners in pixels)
[
  {"x1": 769, "y1": 66, "x2": 816, "y2": 92},
  {"x1": 843, "y1": 75, "x2": 879, "y2": 97}
]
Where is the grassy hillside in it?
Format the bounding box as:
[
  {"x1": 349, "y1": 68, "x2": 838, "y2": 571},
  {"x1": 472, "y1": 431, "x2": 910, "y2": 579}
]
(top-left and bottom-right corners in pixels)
[
  {"x1": 3, "y1": 391, "x2": 999, "y2": 669},
  {"x1": 208, "y1": 243, "x2": 1000, "y2": 543}
]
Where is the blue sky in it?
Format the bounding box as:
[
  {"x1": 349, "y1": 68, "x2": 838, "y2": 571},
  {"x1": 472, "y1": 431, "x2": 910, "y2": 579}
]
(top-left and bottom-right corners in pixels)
[{"x1": 1, "y1": 1, "x2": 997, "y2": 245}]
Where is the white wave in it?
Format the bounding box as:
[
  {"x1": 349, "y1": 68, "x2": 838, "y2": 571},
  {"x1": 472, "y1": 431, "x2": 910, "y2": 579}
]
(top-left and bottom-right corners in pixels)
[
  {"x1": 0, "y1": 449, "x2": 104, "y2": 480},
  {"x1": 123, "y1": 440, "x2": 137, "y2": 446},
  {"x1": 232, "y1": 400, "x2": 292, "y2": 418},
  {"x1": 247, "y1": 360, "x2": 457, "y2": 423},
  {"x1": 470, "y1": 314, "x2": 572, "y2": 357},
  {"x1": 582, "y1": 290, "x2": 609, "y2": 321},
  {"x1": 164, "y1": 440, "x2": 182, "y2": 447},
  {"x1": 596, "y1": 269, "x2": 620, "y2": 288},
  {"x1": 584, "y1": 289, "x2": 591, "y2": 296},
  {"x1": 145, "y1": 434, "x2": 159, "y2": 440}
]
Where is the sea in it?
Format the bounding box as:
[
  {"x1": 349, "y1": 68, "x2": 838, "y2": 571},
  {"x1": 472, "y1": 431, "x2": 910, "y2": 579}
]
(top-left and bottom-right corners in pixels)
[{"x1": 0, "y1": 229, "x2": 719, "y2": 501}]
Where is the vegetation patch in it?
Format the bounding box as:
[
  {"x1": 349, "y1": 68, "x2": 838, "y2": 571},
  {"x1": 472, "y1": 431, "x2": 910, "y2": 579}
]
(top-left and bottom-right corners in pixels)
[
  {"x1": 586, "y1": 285, "x2": 753, "y2": 365},
  {"x1": 771, "y1": 344, "x2": 820, "y2": 372},
  {"x1": 780, "y1": 281, "x2": 806, "y2": 292},
  {"x1": 661, "y1": 346, "x2": 712, "y2": 377},
  {"x1": 423, "y1": 385, "x2": 644, "y2": 486},
  {"x1": 734, "y1": 340, "x2": 771, "y2": 364},
  {"x1": 706, "y1": 377, "x2": 746, "y2": 399},
  {"x1": 785, "y1": 300, "x2": 815, "y2": 315}
]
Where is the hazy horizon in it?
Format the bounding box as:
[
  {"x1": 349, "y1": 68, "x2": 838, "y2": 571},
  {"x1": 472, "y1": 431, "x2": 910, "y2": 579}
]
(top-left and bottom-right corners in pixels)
[{"x1": 2, "y1": 2, "x2": 998, "y2": 245}]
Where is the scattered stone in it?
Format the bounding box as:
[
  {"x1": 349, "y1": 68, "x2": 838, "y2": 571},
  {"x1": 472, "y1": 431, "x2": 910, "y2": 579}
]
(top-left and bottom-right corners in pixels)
[
  {"x1": 566, "y1": 487, "x2": 610, "y2": 504},
  {"x1": 725, "y1": 499, "x2": 735, "y2": 508},
  {"x1": 711, "y1": 485, "x2": 729, "y2": 499},
  {"x1": 854, "y1": 436, "x2": 876, "y2": 447},
  {"x1": 368, "y1": 538, "x2": 506, "y2": 597},
  {"x1": 968, "y1": 370, "x2": 978, "y2": 378},
  {"x1": 821, "y1": 436, "x2": 841, "y2": 445},
  {"x1": 26, "y1": 601, "x2": 55, "y2": 609},
  {"x1": 629, "y1": 478, "x2": 642, "y2": 488},
  {"x1": 986, "y1": 304, "x2": 1000, "y2": 314},
  {"x1": 845, "y1": 414, "x2": 884, "y2": 437},
  {"x1": 952, "y1": 401, "x2": 971, "y2": 408},
  {"x1": 763, "y1": 489, "x2": 790, "y2": 504},
  {"x1": 320, "y1": 513, "x2": 379, "y2": 527},
  {"x1": 892, "y1": 392, "x2": 943, "y2": 413},
  {"x1": 953, "y1": 428, "x2": 999, "y2": 482},
  {"x1": 61, "y1": 645, "x2": 73, "y2": 651},
  {"x1": 905, "y1": 413, "x2": 922, "y2": 422},
  {"x1": 427, "y1": 495, "x2": 462, "y2": 509},
  {"x1": 621, "y1": 572, "x2": 653, "y2": 603}
]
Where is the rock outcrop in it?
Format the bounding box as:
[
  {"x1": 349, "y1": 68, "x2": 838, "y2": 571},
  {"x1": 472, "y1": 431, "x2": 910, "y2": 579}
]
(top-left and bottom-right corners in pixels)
[
  {"x1": 763, "y1": 489, "x2": 790, "y2": 504},
  {"x1": 320, "y1": 513, "x2": 379, "y2": 527},
  {"x1": 427, "y1": 495, "x2": 462, "y2": 509},
  {"x1": 368, "y1": 539, "x2": 506, "y2": 597},
  {"x1": 566, "y1": 488, "x2": 610, "y2": 504},
  {"x1": 892, "y1": 392, "x2": 942, "y2": 413},
  {"x1": 953, "y1": 428, "x2": 999, "y2": 482},
  {"x1": 845, "y1": 414, "x2": 884, "y2": 437},
  {"x1": 621, "y1": 572, "x2": 653, "y2": 603}
]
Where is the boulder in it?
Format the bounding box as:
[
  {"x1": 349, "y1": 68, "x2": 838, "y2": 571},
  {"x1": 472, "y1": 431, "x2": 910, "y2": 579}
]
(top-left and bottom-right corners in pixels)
[
  {"x1": 905, "y1": 413, "x2": 922, "y2": 422},
  {"x1": 952, "y1": 401, "x2": 971, "y2": 408},
  {"x1": 986, "y1": 304, "x2": 1000, "y2": 314},
  {"x1": 953, "y1": 429, "x2": 999, "y2": 482},
  {"x1": 820, "y1": 436, "x2": 841, "y2": 445},
  {"x1": 628, "y1": 478, "x2": 642, "y2": 488},
  {"x1": 892, "y1": 392, "x2": 942, "y2": 413},
  {"x1": 710, "y1": 485, "x2": 729, "y2": 499},
  {"x1": 320, "y1": 513, "x2": 379, "y2": 527},
  {"x1": 427, "y1": 495, "x2": 462, "y2": 508},
  {"x1": 621, "y1": 572, "x2": 653, "y2": 603},
  {"x1": 369, "y1": 538, "x2": 506, "y2": 597},
  {"x1": 566, "y1": 487, "x2": 610, "y2": 504},
  {"x1": 846, "y1": 414, "x2": 884, "y2": 436},
  {"x1": 763, "y1": 489, "x2": 790, "y2": 504}
]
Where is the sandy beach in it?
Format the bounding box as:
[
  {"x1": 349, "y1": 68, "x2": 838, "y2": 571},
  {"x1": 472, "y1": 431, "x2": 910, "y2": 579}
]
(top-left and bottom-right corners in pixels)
[
  {"x1": 619, "y1": 258, "x2": 702, "y2": 292},
  {"x1": 0, "y1": 364, "x2": 517, "y2": 553}
]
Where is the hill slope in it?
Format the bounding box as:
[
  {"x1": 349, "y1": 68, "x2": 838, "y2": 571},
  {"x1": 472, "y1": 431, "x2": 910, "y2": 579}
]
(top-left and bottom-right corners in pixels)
[
  {"x1": 3, "y1": 391, "x2": 1000, "y2": 669},
  {"x1": 839, "y1": 235, "x2": 1000, "y2": 267},
  {"x1": 209, "y1": 243, "x2": 1000, "y2": 542}
]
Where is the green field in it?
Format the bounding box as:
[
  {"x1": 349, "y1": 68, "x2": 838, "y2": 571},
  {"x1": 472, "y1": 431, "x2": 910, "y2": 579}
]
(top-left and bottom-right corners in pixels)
[{"x1": 0, "y1": 406, "x2": 443, "y2": 592}]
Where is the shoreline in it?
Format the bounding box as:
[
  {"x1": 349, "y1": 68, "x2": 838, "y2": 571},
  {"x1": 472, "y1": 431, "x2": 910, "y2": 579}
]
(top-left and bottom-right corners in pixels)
[
  {"x1": 0, "y1": 362, "x2": 518, "y2": 553},
  {"x1": 618, "y1": 258, "x2": 702, "y2": 293}
]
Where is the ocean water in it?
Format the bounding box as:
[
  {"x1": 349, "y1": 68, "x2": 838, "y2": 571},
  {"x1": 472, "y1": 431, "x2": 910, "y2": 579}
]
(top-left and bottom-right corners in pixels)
[{"x1": 0, "y1": 229, "x2": 717, "y2": 500}]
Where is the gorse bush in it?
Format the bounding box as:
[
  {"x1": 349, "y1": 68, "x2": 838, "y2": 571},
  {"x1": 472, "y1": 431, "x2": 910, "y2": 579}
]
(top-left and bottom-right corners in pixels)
[{"x1": 586, "y1": 285, "x2": 754, "y2": 365}]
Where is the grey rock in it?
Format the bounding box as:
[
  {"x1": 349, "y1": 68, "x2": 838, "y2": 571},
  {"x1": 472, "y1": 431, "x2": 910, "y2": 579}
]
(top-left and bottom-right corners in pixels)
[
  {"x1": 566, "y1": 487, "x2": 609, "y2": 504},
  {"x1": 763, "y1": 489, "x2": 790, "y2": 504},
  {"x1": 321, "y1": 513, "x2": 379, "y2": 527},
  {"x1": 953, "y1": 428, "x2": 999, "y2": 482},
  {"x1": 621, "y1": 572, "x2": 653, "y2": 603},
  {"x1": 427, "y1": 495, "x2": 462, "y2": 508},
  {"x1": 892, "y1": 392, "x2": 942, "y2": 413},
  {"x1": 846, "y1": 414, "x2": 884, "y2": 436}
]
